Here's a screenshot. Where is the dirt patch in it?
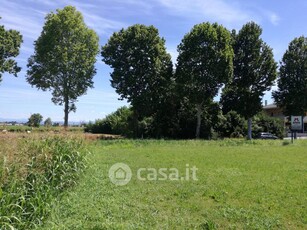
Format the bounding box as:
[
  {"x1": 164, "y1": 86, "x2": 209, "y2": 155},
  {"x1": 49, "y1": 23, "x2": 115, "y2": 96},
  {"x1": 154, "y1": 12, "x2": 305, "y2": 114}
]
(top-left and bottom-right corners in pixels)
[{"x1": 83, "y1": 133, "x2": 123, "y2": 140}]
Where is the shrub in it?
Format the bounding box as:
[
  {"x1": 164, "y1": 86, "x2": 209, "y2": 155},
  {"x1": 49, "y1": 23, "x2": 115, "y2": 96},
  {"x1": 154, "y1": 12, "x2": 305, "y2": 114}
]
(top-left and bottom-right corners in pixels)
[
  {"x1": 216, "y1": 111, "x2": 246, "y2": 138},
  {"x1": 84, "y1": 106, "x2": 133, "y2": 137},
  {"x1": 252, "y1": 112, "x2": 284, "y2": 138}
]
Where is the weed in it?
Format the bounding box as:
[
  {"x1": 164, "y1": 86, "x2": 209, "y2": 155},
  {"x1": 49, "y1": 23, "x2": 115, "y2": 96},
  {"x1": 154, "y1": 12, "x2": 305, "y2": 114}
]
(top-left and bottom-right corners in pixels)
[{"x1": 0, "y1": 137, "x2": 88, "y2": 229}]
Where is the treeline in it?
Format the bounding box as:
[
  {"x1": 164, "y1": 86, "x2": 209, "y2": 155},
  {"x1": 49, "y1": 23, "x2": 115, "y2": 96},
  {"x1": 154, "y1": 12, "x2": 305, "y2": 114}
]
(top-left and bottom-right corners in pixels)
[
  {"x1": 99, "y1": 22, "x2": 301, "y2": 139},
  {"x1": 1, "y1": 6, "x2": 306, "y2": 138},
  {"x1": 85, "y1": 106, "x2": 284, "y2": 139}
]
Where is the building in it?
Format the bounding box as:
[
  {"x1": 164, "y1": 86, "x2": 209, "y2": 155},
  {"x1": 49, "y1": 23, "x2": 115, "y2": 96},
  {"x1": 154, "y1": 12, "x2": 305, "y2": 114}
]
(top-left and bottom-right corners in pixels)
[{"x1": 263, "y1": 103, "x2": 307, "y2": 133}]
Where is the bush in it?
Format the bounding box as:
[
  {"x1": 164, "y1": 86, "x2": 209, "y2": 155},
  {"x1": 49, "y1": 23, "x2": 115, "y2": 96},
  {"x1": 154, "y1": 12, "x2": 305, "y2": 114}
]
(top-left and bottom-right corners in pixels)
[
  {"x1": 84, "y1": 106, "x2": 133, "y2": 137},
  {"x1": 216, "y1": 111, "x2": 246, "y2": 138},
  {"x1": 252, "y1": 112, "x2": 284, "y2": 138},
  {"x1": 176, "y1": 102, "x2": 221, "y2": 139},
  {"x1": 84, "y1": 105, "x2": 285, "y2": 140},
  {"x1": 215, "y1": 111, "x2": 284, "y2": 139},
  {"x1": 0, "y1": 137, "x2": 87, "y2": 229}
]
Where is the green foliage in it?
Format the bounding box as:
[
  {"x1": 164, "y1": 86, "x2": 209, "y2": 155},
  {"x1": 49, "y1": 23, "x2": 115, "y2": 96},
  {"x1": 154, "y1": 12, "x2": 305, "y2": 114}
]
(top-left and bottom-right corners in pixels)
[
  {"x1": 252, "y1": 112, "x2": 285, "y2": 138},
  {"x1": 27, "y1": 113, "x2": 43, "y2": 127},
  {"x1": 86, "y1": 104, "x2": 279, "y2": 140},
  {"x1": 101, "y1": 24, "x2": 173, "y2": 119},
  {"x1": 176, "y1": 22, "x2": 233, "y2": 138},
  {"x1": 26, "y1": 6, "x2": 99, "y2": 127},
  {"x1": 175, "y1": 101, "x2": 220, "y2": 139},
  {"x1": 273, "y1": 36, "x2": 307, "y2": 116},
  {"x1": 44, "y1": 117, "x2": 52, "y2": 127},
  {"x1": 85, "y1": 104, "x2": 284, "y2": 140},
  {"x1": 221, "y1": 22, "x2": 277, "y2": 118},
  {"x1": 85, "y1": 106, "x2": 133, "y2": 137},
  {"x1": 221, "y1": 22, "x2": 277, "y2": 140},
  {"x1": 215, "y1": 111, "x2": 283, "y2": 139},
  {"x1": 84, "y1": 106, "x2": 159, "y2": 138},
  {"x1": 216, "y1": 111, "x2": 246, "y2": 138},
  {"x1": 0, "y1": 137, "x2": 87, "y2": 229},
  {"x1": 0, "y1": 18, "x2": 23, "y2": 81}
]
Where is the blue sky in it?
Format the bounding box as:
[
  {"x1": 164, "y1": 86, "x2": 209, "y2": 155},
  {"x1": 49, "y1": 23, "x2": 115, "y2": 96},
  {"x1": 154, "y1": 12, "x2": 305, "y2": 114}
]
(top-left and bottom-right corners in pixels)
[{"x1": 1, "y1": 0, "x2": 307, "y2": 122}]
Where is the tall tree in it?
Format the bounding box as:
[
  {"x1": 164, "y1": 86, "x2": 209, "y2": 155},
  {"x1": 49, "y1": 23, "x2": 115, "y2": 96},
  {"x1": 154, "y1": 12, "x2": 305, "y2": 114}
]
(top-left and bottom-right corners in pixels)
[
  {"x1": 273, "y1": 36, "x2": 307, "y2": 116},
  {"x1": 176, "y1": 22, "x2": 233, "y2": 138},
  {"x1": 221, "y1": 22, "x2": 277, "y2": 139},
  {"x1": 26, "y1": 6, "x2": 99, "y2": 127},
  {"x1": 0, "y1": 18, "x2": 23, "y2": 82},
  {"x1": 101, "y1": 24, "x2": 173, "y2": 136}
]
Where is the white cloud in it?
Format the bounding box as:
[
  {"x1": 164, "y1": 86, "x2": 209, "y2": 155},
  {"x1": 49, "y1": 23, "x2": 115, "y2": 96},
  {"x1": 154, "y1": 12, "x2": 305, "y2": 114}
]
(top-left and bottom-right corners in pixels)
[
  {"x1": 24, "y1": 0, "x2": 57, "y2": 7},
  {"x1": 269, "y1": 12, "x2": 280, "y2": 26},
  {"x1": 156, "y1": 0, "x2": 253, "y2": 27},
  {"x1": 108, "y1": 0, "x2": 154, "y2": 14},
  {"x1": 81, "y1": 12, "x2": 127, "y2": 36},
  {"x1": 0, "y1": 1, "x2": 44, "y2": 39},
  {"x1": 0, "y1": 87, "x2": 50, "y2": 101},
  {"x1": 0, "y1": 0, "x2": 127, "y2": 40}
]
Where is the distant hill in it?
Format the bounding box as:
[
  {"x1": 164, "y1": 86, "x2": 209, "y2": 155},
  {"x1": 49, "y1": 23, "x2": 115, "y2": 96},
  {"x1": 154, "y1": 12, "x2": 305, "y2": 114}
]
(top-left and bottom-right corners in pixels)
[{"x1": 0, "y1": 118, "x2": 27, "y2": 123}]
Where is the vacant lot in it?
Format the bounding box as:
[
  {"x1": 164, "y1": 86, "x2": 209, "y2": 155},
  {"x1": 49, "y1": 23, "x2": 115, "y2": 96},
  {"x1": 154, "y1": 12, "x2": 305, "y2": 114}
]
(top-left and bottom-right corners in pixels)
[{"x1": 39, "y1": 139, "x2": 306, "y2": 229}]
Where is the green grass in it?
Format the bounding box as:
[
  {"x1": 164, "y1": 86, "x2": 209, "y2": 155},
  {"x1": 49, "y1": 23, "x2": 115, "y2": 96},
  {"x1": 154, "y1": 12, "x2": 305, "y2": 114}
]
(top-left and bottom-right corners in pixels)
[
  {"x1": 0, "y1": 137, "x2": 88, "y2": 229},
  {"x1": 40, "y1": 139, "x2": 307, "y2": 229},
  {"x1": 0, "y1": 125, "x2": 83, "y2": 133}
]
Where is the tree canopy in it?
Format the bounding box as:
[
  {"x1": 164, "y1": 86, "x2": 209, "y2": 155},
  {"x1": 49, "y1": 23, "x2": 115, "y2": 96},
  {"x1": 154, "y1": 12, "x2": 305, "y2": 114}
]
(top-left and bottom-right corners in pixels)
[
  {"x1": 0, "y1": 18, "x2": 23, "y2": 82},
  {"x1": 101, "y1": 24, "x2": 173, "y2": 118},
  {"x1": 28, "y1": 113, "x2": 43, "y2": 127},
  {"x1": 26, "y1": 6, "x2": 99, "y2": 127},
  {"x1": 176, "y1": 22, "x2": 233, "y2": 138},
  {"x1": 273, "y1": 36, "x2": 307, "y2": 116},
  {"x1": 221, "y1": 22, "x2": 277, "y2": 139}
]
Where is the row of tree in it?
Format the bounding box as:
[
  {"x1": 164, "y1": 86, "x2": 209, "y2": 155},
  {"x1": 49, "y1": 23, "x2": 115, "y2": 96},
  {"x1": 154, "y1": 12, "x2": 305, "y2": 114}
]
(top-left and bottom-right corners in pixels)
[
  {"x1": 101, "y1": 21, "x2": 304, "y2": 139},
  {"x1": 1, "y1": 6, "x2": 307, "y2": 139}
]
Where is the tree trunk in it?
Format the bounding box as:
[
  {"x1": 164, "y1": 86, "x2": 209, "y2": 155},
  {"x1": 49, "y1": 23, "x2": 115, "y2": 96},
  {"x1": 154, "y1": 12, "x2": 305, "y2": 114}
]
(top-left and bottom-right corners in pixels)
[
  {"x1": 195, "y1": 104, "x2": 202, "y2": 139},
  {"x1": 247, "y1": 117, "x2": 252, "y2": 140},
  {"x1": 64, "y1": 97, "x2": 69, "y2": 128},
  {"x1": 133, "y1": 109, "x2": 139, "y2": 138}
]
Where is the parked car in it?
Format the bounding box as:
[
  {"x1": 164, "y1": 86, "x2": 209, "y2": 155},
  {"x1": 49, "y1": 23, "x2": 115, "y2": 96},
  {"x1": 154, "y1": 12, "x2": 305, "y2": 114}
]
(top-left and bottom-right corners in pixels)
[{"x1": 257, "y1": 132, "x2": 278, "y2": 140}]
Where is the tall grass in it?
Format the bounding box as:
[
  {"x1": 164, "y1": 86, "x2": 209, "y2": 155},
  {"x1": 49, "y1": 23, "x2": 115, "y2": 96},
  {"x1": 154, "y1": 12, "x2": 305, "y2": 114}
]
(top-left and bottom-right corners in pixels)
[
  {"x1": 0, "y1": 125, "x2": 83, "y2": 133},
  {"x1": 0, "y1": 137, "x2": 88, "y2": 229}
]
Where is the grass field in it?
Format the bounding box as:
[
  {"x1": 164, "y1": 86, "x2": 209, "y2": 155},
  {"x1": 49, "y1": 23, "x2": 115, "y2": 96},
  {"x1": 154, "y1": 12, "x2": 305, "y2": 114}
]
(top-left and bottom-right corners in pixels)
[
  {"x1": 39, "y1": 139, "x2": 307, "y2": 229},
  {"x1": 0, "y1": 125, "x2": 83, "y2": 133}
]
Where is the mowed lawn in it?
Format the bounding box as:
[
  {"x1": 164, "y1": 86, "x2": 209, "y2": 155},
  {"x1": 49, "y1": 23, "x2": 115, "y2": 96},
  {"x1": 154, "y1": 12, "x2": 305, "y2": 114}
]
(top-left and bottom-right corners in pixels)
[{"x1": 42, "y1": 140, "x2": 307, "y2": 229}]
